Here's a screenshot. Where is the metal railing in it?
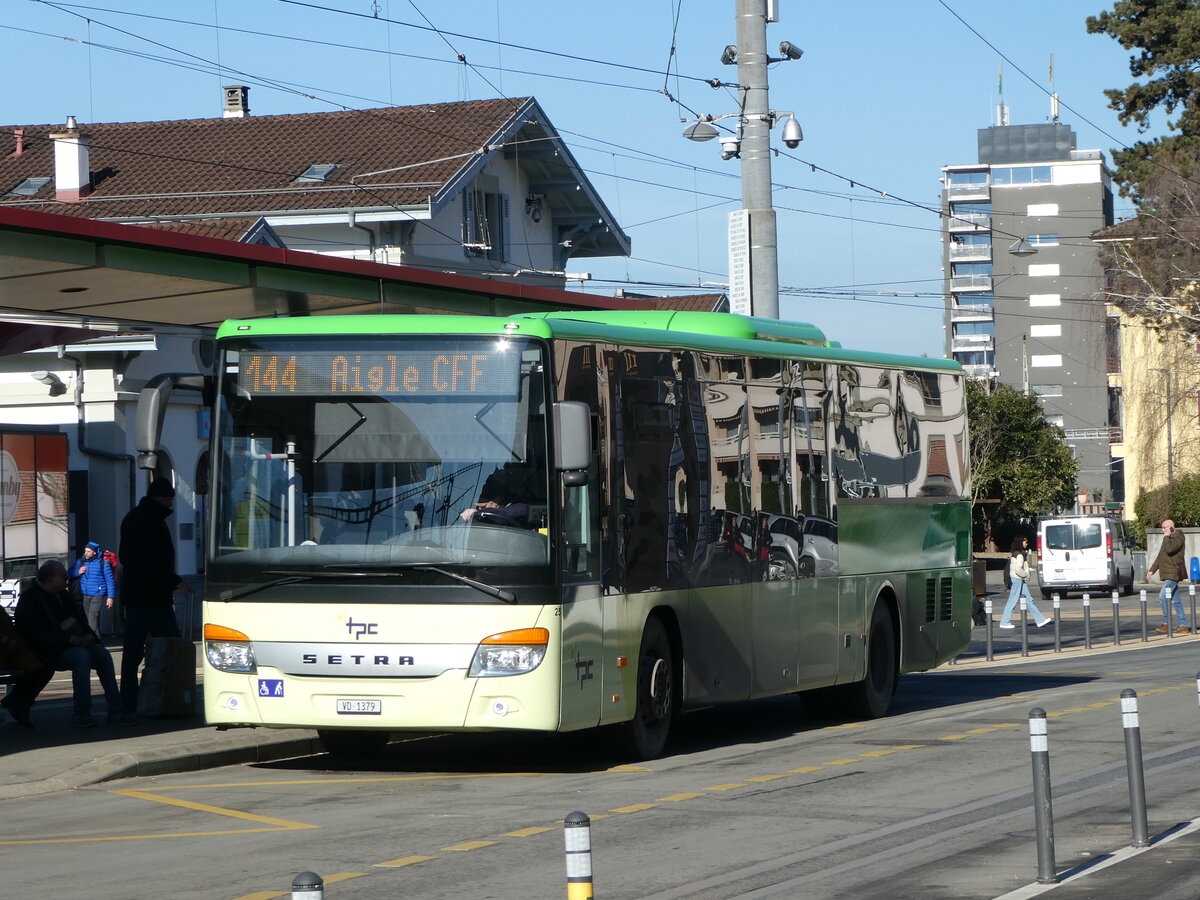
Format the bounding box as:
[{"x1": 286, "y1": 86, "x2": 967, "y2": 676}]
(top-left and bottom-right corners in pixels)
[{"x1": 950, "y1": 274, "x2": 994, "y2": 291}]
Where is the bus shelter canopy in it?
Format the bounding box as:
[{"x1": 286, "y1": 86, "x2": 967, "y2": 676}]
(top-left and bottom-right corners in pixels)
[{"x1": 0, "y1": 208, "x2": 646, "y2": 340}]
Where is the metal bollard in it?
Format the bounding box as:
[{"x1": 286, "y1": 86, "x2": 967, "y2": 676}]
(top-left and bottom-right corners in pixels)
[
  {"x1": 1195, "y1": 671, "x2": 1200, "y2": 711},
  {"x1": 1113, "y1": 590, "x2": 1121, "y2": 646},
  {"x1": 292, "y1": 872, "x2": 323, "y2": 900},
  {"x1": 1053, "y1": 594, "x2": 1061, "y2": 653},
  {"x1": 1020, "y1": 596, "x2": 1029, "y2": 657},
  {"x1": 985, "y1": 598, "x2": 994, "y2": 662},
  {"x1": 1121, "y1": 689, "x2": 1150, "y2": 847},
  {"x1": 564, "y1": 811, "x2": 595, "y2": 900},
  {"x1": 1140, "y1": 589, "x2": 1148, "y2": 642},
  {"x1": 1083, "y1": 593, "x2": 1092, "y2": 649},
  {"x1": 1191, "y1": 584, "x2": 1197, "y2": 634},
  {"x1": 1029, "y1": 708, "x2": 1059, "y2": 884}
]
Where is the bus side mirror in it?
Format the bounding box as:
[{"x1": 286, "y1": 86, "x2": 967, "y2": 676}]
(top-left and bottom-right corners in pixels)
[
  {"x1": 135, "y1": 373, "x2": 212, "y2": 469},
  {"x1": 554, "y1": 401, "x2": 591, "y2": 486}
]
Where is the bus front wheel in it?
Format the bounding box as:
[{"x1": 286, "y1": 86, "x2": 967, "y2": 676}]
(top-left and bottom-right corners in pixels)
[
  {"x1": 617, "y1": 616, "x2": 676, "y2": 760},
  {"x1": 841, "y1": 603, "x2": 898, "y2": 719},
  {"x1": 318, "y1": 729, "x2": 390, "y2": 757}
]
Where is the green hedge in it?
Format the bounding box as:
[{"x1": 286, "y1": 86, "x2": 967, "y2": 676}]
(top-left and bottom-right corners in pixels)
[{"x1": 1134, "y1": 474, "x2": 1200, "y2": 529}]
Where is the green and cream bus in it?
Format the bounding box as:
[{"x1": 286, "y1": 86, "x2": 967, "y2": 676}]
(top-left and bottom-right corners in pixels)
[{"x1": 147, "y1": 311, "x2": 970, "y2": 758}]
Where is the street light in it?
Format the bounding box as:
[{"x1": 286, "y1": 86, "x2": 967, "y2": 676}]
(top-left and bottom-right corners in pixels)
[{"x1": 1150, "y1": 367, "x2": 1175, "y2": 502}]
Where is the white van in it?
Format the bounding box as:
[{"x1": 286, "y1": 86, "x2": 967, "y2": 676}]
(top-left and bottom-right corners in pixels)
[{"x1": 1037, "y1": 515, "x2": 1135, "y2": 595}]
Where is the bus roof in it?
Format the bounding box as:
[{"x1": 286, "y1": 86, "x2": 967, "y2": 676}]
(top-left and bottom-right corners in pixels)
[{"x1": 217, "y1": 311, "x2": 961, "y2": 373}]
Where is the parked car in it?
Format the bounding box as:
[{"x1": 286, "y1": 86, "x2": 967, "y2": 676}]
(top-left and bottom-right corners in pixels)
[{"x1": 1037, "y1": 515, "x2": 1134, "y2": 596}]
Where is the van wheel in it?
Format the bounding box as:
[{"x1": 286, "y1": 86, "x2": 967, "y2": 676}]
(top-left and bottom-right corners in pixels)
[
  {"x1": 840, "y1": 603, "x2": 898, "y2": 719},
  {"x1": 615, "y1": 617, "x2": 676, "y2": 760},
  {"x1": 318, "y1": 729, "x2": 390, "y2": 757}
]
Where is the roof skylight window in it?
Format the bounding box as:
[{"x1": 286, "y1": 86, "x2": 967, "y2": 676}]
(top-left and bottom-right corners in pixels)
[
  {"x1": 294, "y1": 164, "x2": 338, "y2": 184},
  {"x1": 6, "y1": 176, "x2": 51, "y2": 197}
]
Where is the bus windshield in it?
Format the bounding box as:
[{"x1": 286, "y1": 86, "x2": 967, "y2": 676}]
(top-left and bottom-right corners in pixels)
[{"x1": 211, "y1": 335, "x2": 551, "y2": 576}]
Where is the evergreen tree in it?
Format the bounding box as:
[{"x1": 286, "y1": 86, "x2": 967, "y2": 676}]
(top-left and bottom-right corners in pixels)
[{"x1": 1087, "y1": 0, "x2": 1200, "y2": 198}]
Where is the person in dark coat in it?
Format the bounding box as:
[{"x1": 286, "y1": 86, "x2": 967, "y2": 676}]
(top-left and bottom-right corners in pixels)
[
  {"x1": 0, "y1": 604, "x2": 53, "y2": 728},
  {"x1": 15, "y1": 560, "x2": 129, "y2": 727},
  {"x1": 71, "y1": 540, "x2": 115, "y2": 636},
  {"x1": 118, "y1": 478, "x2": 193, "y2": 715}
]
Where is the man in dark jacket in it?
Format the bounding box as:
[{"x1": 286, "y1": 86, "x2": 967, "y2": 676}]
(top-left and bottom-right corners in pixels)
[
  {"x1": 118, "y1": 478, "x2": 193, "y2": 715},
  {"x1": 0, "y1": 605, "x2": 53, "y2": 728},
  {"x1": 15, "y1": 560, "x2": 129, "y2": 727}
]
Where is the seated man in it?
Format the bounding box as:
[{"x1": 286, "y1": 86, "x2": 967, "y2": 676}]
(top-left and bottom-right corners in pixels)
[
  {"x1": 459, "y1": 465, "x2": 534, "y2": 526},
  {"x1": 15, "y1": 560, "x2": 132, "y2": 728},
  {"x1": 0, "y1": 605, "x2": 53, "y2": 728}
]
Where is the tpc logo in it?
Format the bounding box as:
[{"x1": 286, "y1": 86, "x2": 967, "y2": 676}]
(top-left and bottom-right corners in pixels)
[{"x1": 346, "y1": 618, "x2": 378, "y2": 640}]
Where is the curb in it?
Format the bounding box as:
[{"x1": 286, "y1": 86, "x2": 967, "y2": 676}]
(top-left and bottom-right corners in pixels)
[
  {"x1": 0, "y1": 729, "x2": 323, "y2": 800},
  {"x1": 945, "y1": 631, "x2": 1200, "y2": 671}
]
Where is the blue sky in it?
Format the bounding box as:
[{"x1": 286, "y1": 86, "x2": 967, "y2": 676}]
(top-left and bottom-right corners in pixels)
[{"x1": 2, "y1": 1, "x2": 1169, "y2": 355}]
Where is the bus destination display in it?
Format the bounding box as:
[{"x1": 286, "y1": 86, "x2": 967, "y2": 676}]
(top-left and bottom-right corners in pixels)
[{"x1": 238, "y1": 350, "x2": 518, "y2": 397}]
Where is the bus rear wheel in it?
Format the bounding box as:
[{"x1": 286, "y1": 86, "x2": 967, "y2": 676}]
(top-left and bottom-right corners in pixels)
[
  {"x1": 318, "y1": 729, "x2": 390, "y2": 757},
  {"x1": 617, "y1": 616, "x2": 676, "y2": 760},
  {"x1": 840, "y1": 603, "x2": 898, "y2": 719}
]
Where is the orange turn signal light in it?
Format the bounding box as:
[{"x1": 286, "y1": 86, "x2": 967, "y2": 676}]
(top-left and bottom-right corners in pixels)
[
  {"x1": 204, "y1": 623, "x2": 250, "y2": 642},
  {"x1": 480, "y1": 627, "x2": 549, "y2": 645}
]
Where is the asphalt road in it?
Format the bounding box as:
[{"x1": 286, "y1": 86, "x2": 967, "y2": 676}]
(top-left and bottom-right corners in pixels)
[{"x1": 5, "y1": 640, "x2": 1200, "y2": 900}]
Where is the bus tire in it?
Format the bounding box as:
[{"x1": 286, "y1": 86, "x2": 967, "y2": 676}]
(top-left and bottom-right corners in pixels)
[
  {"x1": 318, "y1": 729, "x2": 390, "y2": 757},
  {"x1": 617, "y1": 616, "x2": 676, "y2": 760},
  {"x1": 841, "y1": 602, "x2": 898, "y2": 719}
]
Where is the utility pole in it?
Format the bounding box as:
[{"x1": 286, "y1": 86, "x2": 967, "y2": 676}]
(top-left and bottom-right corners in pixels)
[{"x1": 734, "y1": 0, "x2": 779, "y2": 320}]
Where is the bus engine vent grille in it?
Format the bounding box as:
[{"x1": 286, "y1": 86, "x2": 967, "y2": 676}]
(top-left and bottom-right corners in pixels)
[
  {"x1": 939, "y1": 576, "x2": 954, "y2": 621},
  {"x1": 925, "y1": 578, "x2": 937, "y2": 623}
]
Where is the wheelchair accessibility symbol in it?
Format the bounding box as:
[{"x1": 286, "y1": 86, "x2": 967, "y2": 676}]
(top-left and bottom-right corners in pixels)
[{"x1": 258, "y1": 679, "x2": 285, "y2": 698}]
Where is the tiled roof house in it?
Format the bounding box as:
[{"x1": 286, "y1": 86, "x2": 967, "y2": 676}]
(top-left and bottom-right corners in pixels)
[{"x1": 0, "y1": 91, "x2": 630, "y2": 288}]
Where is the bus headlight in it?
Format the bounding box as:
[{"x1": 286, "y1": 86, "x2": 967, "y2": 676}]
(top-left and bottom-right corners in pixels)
[
  {"x1": 469, "y1": 627, "x2": 549, "y2": 677},
  {"x1": 204, "y1": 623, "x2": 257, "y2": 674}
]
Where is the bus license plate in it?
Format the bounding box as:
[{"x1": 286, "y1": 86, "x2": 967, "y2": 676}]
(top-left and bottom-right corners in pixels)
[{"x1": 336, "y1": 699, "x2": 382, "y2": 715}]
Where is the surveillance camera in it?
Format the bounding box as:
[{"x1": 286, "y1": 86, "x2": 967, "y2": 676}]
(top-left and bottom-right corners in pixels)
[
  {"x1": 32, "y1": 370, "x2": 57, "y2": 386},
  {"x1": 778, "y1": 41, "x2": 804, "y2": 61},
  {"x1": 720, "y1": 45, "x2": 737, "y2": 66},
  {"x1": 781, "y1": 115, "x2": 803, "y2": 149},
  {"x1": 720, "y1": 137, "x2": 741, "y2": 160}
]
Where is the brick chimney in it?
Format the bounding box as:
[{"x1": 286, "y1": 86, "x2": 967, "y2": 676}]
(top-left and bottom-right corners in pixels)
[
  {"x1": 49, "y1": 116, "x2": 93, "y2": 201},
  {"x1": 223, "y1": 85, "x2": 250, "y2": 118}
]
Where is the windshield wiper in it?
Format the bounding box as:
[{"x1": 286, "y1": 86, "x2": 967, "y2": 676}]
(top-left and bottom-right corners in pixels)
[
  {"x1": 322, "y1": 563, "x2": 517, "y2": 603},
  {"x1": 219, "y1": 569, "x2": 377, "y2": 602}
]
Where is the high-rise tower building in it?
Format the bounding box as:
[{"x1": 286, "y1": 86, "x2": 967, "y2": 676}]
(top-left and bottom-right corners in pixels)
[{"x1": 941, "y1": 121, "x2": 1119, "y2": 508}]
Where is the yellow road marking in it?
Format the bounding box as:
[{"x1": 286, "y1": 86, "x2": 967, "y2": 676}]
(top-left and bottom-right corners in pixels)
[
  {"x1": 111, "y1": 789, "x2": 316, "y2": 830},
  {"x1": 657, "y1": 792, "x2": 705, "y2": 801},
  {"x1": 325, "y1": 874, "x2": 366, "y2": 885},
  {"x1": 502, "y1": 826, "x2": 554, "y2": 837},
  {"x1": 604, "y1": 764, "x2": 652, "y2": 773},
  {"x1": 375, "y1": 856, "x2": 437, "y2": 867},
  {"x1": 132, "y1": 772, "x2": 539, "y2": 791},
  {"x1": 995, "y1": 724, "x2": 1021, "y2": 728},
  {"x1": 821, "y1": 758, "x2": 860, "y2": 765},
  {"x1": 823, "y1": 722, "x2": 866, "y2": 729},
  {"x1": 745, "y1": 774, "x2": 787, "y2": 783},
  {"x1": 705, "y1": 783, "x2": 746, "y2": 791},
  {"x1": 860, "y1": 750, "x2": 895, "y2": 758},
  {"x1": 230, "y1": 892, "x2": 285, "y2": 900},
  {"x1": 938, "y1": 735, "x2": 968, "y2": 741},
  {"x1": 966, "y1": 728, "x2": 997, "y2": 734},
  {"x1": 891, "y1": 744, "x2": 926, "y2": 749},
  {"x1": 609, "y1": 803, "x2": 657, "y2": 813},
  {"x1": 1088, "y1": 702, "x2": 1113, "y2": 708},
  {"x1": 788, "y1": 766, "x2": 825, "y2": 773},
  {"x1": 1046, "y1": 712, "x2": 1069, "y2": 717},
  {"x1": 0, "y1": 826, "x2": 294, "y2": 846},
  {"x1": 441, "y1": 840, "x2": 498, "y2": 852}
]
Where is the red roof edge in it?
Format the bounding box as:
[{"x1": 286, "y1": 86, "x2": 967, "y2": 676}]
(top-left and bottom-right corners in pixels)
[{"x1": 0, "y1": 206, "x2": 654, "y2": 312}]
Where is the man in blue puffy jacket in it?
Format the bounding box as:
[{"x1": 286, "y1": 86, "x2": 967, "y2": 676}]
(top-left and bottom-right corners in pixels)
[{"x1": 72, "y1": 541, "x2": 114, "y2": 637}]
